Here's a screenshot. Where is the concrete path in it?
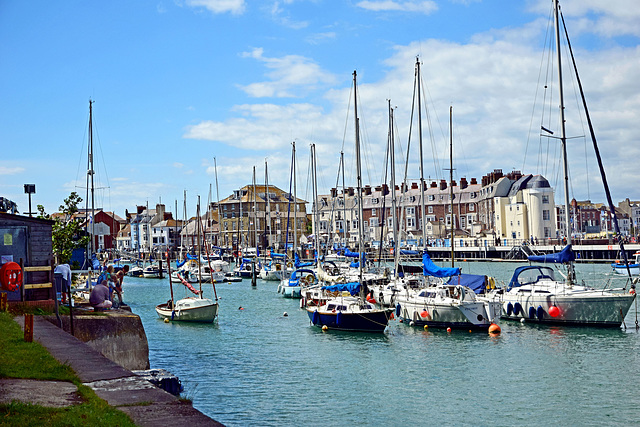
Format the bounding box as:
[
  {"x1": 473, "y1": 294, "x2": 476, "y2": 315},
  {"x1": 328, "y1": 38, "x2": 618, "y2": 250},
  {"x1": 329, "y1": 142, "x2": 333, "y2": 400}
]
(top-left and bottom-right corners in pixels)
[{"x1": 13, "y1": 316, "x2": 223, "y2": 426}]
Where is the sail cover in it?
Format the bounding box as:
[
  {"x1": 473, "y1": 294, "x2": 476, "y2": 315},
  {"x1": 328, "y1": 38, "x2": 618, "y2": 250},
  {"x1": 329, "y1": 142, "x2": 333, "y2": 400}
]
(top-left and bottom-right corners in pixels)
[
  {"x1": 446, "y1": 274, "x2": 486, "y2": 294},
  {"x1": 321, "y1": 282, "x2": 361, "y2": 296},
  {"x1": 423, "y1": 252, "x2": 460, "y2": 278},
  {"x1": 527, "y1": 245, "x2": 575, "y2": 264}
]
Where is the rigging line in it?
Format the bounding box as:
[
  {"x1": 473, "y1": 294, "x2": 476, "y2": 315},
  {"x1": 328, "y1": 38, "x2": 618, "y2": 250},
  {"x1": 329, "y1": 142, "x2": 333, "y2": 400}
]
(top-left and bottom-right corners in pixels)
[
  {"x1": 419, "y1": 68, "x2": 443, "y2": 183},
  {"x1": 526, "y1": 1, "x2": 555, "y2": 174}
]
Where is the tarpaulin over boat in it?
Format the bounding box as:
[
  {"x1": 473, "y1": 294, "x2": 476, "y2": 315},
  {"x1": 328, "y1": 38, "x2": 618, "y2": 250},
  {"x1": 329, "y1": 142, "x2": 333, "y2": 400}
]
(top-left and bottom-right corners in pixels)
[
  {"x1": 400, "y1": 250, "x2": 419, "y2": 255},
  {"x1": 446, "y1": 274, "x2": 486, "y2": 294},
  {"x1": 321, "y1": 282, "x2": 361, "y2": 296},
  {"x1": 295, "y1": 253, "x2": 314, "y2": 268},
  {"x1": 423, "y1": 252, "x2": 460, "y2": 278},
  {"x1": 344, "y1": 248, "x2": 363, "y2": 258},
  {"x1": 527, "y1": 245, "x2": 575, "y2": 264},
  {"x1": 270, "y1": 252, "x2": 286, "y2": 258}
]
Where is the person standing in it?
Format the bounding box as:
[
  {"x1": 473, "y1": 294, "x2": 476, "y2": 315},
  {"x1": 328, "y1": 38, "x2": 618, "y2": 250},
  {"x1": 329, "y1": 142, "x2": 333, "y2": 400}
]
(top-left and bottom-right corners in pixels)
[{"x1": 114, "y1": 265, "x2": 129, "y2": 307}]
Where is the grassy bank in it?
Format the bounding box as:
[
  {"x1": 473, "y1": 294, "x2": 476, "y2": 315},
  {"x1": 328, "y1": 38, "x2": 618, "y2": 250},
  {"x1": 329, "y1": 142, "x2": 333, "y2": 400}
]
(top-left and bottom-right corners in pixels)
[{"x1": 0, "y1": 311, "x2": 137, "y2": 426}]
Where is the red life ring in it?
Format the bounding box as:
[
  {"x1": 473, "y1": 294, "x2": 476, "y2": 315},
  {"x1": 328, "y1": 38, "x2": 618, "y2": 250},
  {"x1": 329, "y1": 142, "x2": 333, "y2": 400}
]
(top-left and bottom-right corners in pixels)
[{"x1": 0, "y1": 262, "x2": 23, "y2": 292}]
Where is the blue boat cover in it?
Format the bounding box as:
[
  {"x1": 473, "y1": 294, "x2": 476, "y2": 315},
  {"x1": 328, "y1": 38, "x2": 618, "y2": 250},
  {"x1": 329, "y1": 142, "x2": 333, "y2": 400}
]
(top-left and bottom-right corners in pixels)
[
  {"x1": 350, "y1": 261, "x2": 359, "y2": 268},
  {"x1": 344, "y1": 248, "x2": 360, "y2": 258},
  {"x1": 423, "y1": 252, "x2": 460, "y2": 278},
  {"x1": 527, "y1": 245, "x2": 575, "y2": 264},
  {"x1": 321, "y1": 282, "x2": 361, "y2": 296},
  {"x1": 400, "y1": 249, "x2": 419, "y2": 255},
  {"x1": 271, "y1": 252, "x2": 286, "y2": 258},
  {"x1": 446, "y1": 274, "x2": 486, "y2": 294},
  {"x1": 294, "y1": 253, "x2": 314, "y2": 268}
]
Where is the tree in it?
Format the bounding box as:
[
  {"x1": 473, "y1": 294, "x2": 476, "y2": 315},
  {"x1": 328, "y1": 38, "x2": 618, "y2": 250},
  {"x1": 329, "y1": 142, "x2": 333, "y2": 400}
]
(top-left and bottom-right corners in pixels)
[{"x1": 39, "y1": 192, "x2": 90, "y2": 265}]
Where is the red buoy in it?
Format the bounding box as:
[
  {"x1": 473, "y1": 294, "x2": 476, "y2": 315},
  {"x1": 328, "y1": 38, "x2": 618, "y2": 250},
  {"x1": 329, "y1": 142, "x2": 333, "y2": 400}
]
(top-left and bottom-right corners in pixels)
[
  {"x1": 420, "y1": 310, "x2": 429, "y2": 318},
  {"x1": 488, "y1": 323, "x2": 501, "y2": 334},
  {"x1": 548, "y1": 305, "x2": 560, "y2": 318},
  {"x1": 446, "y1": 327, "x2": 452, "y2": 333}
]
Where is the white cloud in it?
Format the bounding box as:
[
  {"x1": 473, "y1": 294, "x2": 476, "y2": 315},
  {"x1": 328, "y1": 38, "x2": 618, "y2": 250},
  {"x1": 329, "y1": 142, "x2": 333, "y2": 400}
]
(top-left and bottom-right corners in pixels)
[
  {"x1": 238, "y1": 48, "x2": 338, "y2": 98},
  {"x1": 186, "y1": 0, "x2": 245, "y2": 15},
  {"x1": 0, "y1": 166, "x2": 25, "y2": 175},
  {"x1": 356, "y1": 0, "x2": 438, "y2": 14}
]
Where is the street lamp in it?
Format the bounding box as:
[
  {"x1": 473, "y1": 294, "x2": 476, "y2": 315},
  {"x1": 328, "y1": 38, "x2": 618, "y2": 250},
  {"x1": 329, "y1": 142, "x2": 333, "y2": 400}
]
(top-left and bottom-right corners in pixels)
[{"x1": 23, "y1": 184, "x2": 36, "y2": 217}]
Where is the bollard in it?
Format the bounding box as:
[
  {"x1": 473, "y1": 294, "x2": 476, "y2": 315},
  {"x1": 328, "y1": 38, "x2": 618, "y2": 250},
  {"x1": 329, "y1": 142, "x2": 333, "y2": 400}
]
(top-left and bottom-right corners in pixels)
[
  {"x1": 24, "y1": 313, "x2": 34, "y2": 342},
  {"x1": 0, "y1": 293, "x2": 7, "y2": 312}
]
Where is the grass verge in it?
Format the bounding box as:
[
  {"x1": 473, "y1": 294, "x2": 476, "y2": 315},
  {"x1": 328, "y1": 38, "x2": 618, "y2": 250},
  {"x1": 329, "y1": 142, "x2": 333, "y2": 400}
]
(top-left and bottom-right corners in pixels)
[{"x1": 0, "y1": 311, "x2": 137, "y2": 426}]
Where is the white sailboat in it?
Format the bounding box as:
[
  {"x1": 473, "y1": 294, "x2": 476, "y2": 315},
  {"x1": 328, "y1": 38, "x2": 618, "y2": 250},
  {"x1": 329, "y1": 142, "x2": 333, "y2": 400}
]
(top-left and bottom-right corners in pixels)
[
  {"x1": 493, "y1": 0, "x2": 635, "y2": 327},
  {"x1": 395, "y1": 81, "x2": 500, "y2": 330},
  {"x1": 156, "y1": 197, "x2": 219, "y2": 323}
]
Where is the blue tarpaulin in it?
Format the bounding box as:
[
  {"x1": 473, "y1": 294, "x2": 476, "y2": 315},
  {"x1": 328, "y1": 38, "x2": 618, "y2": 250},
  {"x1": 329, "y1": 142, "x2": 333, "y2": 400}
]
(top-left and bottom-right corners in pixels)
[
  {"x1": 527, "y1": 245, "x2": 575, "y2": 264},
  {"x1": 423, "y1": 252, "x2": 460, "y2": 278},
  {"x1": 321, "y1": 282, "x2": 361, "y2": 296},
  {"x1": 295, "y1": 253, "x2": 314, "y2": 268},
  {"x1": 446, "y1": 274, "x2": 486, "y2": 294}
]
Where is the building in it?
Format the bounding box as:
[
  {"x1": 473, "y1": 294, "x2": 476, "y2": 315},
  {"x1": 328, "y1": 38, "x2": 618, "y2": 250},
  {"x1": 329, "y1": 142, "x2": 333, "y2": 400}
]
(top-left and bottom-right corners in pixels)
[{"x1": 217, "y1": 184, "x2": 307, "y2": 252}]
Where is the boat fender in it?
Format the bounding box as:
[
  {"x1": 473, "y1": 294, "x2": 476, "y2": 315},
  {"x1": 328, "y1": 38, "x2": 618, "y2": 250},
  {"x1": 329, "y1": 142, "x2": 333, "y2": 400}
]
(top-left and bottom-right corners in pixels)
[
  {"x1": 513, "y1": 302, "x2": 522, "y2": 316},
  {"x1": 536, "y1": 305, "x2": 545, "y2": 320},
  {"x1": 395, "y1": 303, "x2": 401, "y2": 317},
  {"x1": 312, "y1": 310, "x2": 319, "y2": 325},
  {"x1": 336, "y1": 311, "x2": 342, "y2": 327},
  {"x1": 548, "y1": 305, "x2": 560, "y2": 318},
  {"x1": 287, "y1": 261, "x2": 293, "y2": 268},
  {"x1": 506, "y1": 302, "x2": 513, "y2": 316},
  {"x1": 300, "y1": 298, "x2": 305, "y2": 309},
  {"x1": 528, "y1": 306, "x2": 536, "y2": 319}
]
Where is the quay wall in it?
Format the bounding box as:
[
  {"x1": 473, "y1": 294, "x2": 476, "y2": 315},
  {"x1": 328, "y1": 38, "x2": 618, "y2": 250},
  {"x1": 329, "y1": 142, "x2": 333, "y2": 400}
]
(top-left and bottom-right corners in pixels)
[{"x1": 44, "y1": 311, "x2": 150, "y2": 371}]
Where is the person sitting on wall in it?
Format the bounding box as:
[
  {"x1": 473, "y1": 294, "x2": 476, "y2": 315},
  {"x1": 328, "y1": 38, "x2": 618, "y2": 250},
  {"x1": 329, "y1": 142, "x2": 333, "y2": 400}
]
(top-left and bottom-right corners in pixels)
[{"x1": 90, "y1": 280, "x2": 112, "y2": 311}]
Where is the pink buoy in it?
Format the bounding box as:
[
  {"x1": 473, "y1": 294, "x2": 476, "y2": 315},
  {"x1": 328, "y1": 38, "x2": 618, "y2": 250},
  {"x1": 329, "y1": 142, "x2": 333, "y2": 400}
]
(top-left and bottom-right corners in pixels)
[
  {"x1": 548, "y1": 305, "x2": 560, "y2": 318},
  {"x1": 488, "y1": 323, "x2": 501, "y2": 334}
]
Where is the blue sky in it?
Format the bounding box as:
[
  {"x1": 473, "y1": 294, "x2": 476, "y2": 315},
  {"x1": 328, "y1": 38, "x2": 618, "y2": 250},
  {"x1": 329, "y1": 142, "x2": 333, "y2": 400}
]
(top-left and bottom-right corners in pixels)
[{"x1": 1, "y1": 0, "x2": 639, "y2": 219}]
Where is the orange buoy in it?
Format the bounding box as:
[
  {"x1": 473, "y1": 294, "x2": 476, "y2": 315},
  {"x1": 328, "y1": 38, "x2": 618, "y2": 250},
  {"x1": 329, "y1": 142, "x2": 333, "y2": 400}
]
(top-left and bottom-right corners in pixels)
[
  {"x1": 631, "y1": 289, "x2": 636, "y2": 295},
  {"x1": 548, "y1": 305, "x2": 560, "y2": 318},
  {"x1": 488, "y1": 323, "x2": 501, "y2": 334},
  {"x1": 420, "y1": 310, "x2": 429, "y2": 318},
  {"x1": 390, "y1": 313, "x2": 395, "y2": 320}
]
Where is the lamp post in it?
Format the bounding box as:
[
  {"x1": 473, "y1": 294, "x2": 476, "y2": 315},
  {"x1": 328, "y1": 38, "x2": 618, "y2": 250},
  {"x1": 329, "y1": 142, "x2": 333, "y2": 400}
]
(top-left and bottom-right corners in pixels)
[{"x1": 23, "y1": 184, "x2": 35, "y2": 217}]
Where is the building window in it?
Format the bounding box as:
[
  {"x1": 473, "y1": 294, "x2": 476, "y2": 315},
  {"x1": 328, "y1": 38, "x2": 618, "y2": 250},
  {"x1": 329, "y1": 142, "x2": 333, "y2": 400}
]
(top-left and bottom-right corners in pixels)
[
  {"x1": 407, "y1": 207, "x2": 415, "y2": 216},
  {"x1": 543, "y1": 210, "x2": 550, "y2": 221},
  {"x1": 468, "y1": 204, "x2": 475, "y2": 211},
  {"x1": 407, "y1": 217, "x2": 416, "y2": 228},
  {"x1": 372, "y1": 209, "x2": 377, "y2": 216},
  {"x1": 542, "y1": 195, "x2": 549, "y2": 204},
  {"x1": 370, "y1": 218, "x2": 379, "y2": 227},
  {"x1": 428, "y1": 206, "x2": 433, "y2": 213}
]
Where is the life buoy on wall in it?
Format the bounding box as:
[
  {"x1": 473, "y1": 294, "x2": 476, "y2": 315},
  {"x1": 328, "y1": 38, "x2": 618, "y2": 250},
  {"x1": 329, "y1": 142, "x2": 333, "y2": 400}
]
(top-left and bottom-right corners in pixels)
[{"x1": 0, "y1": 262, "x2": 23, "y2": 292}]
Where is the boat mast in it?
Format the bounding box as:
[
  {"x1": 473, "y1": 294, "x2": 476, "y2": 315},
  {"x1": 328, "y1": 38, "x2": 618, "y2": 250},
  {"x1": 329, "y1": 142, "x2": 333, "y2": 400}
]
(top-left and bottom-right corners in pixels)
[
  {"x1": 214, "y1": 157, "x2": 221, "y2": 248},
  {"x1": 353, "y1": 70, "x2": 364, "y2": 283},
  {"x1": 449, "y1": 106, "x2": 455, "y2": 267},
  {"x1": 553, "y1": 0, "x2": 574, "y2": 285},
  {"x1": 389, "y1": 101, "x2": 400, "y2": 275},
  {"x1": 265, "y1": 160, "x2": 271, "y2": 252},
  {"x1": 311, "y1": 144, "x2": 320, "y2": 266},
  {"x1": 416, "y1": 58, "x2": 428, "y2": 251},
  {"x1": 86, "y1": 99, "x2": 96, "y2": 265},
  {"x1": 196, "y1": 196, "x2": 203, "y2": 296},
  {"x1": 293, "y1": 142, "x2": 298, "y2": 259},
  {"x1": 341, "y1": 151, "x2": 347, "y2": 247},
  {"x1": 252, "y1": 166, "x2": 258, "y2": 252}
]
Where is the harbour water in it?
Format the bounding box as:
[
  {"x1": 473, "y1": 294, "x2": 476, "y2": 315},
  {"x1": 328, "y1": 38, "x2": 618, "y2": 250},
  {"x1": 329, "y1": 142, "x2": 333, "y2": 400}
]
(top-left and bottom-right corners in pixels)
[{"x1": 122, "y1": 261, "x2": 640, "y2": 426}]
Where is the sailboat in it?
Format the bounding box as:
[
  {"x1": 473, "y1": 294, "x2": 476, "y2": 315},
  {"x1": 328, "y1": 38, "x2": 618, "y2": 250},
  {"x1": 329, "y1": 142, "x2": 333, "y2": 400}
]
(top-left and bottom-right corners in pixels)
[
  {"x1": 156, "y1": 197, "x2": 219, "y2": 323},
  {"x1": 306, "y1": 71, "x2": 392, "y2": 333},
  {"x1": 394, "y1": 82, "x2": 500, "y2": 330},
  {"x1": 494, "y1": 0, "x2": 635, "y2": 327}
]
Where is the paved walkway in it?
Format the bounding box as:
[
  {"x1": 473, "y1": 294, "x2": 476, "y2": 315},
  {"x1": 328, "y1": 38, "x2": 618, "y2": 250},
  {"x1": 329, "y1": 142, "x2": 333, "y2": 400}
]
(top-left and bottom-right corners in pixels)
[{"x1": 12, "y1": 316, "x2": 223, "y2": 426}]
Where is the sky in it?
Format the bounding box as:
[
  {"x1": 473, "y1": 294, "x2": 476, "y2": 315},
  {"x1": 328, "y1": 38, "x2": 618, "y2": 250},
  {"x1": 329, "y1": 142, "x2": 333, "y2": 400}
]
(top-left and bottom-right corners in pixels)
[{"x1": 1, "y1": 0, "x2": 639, "y2": 220}]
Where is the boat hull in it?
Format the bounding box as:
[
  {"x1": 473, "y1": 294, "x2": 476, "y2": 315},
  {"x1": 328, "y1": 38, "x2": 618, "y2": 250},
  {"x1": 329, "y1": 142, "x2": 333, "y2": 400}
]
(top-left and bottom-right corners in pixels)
[
  {"x1": 396, "y1": 300, "x2": 499, "y2": 330},
  {"x1": 306, "y1": 307, "x2": 390, "y2": 333},
  {"x1": 155, "y1": 298, "x2": 218, "y2": 323},
  {"x1": 499, "y1": 291, "x2": 635, "y2": 327},
  {"x1": 611, "y1": 264, "x2": 640, "y2": 275}
]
